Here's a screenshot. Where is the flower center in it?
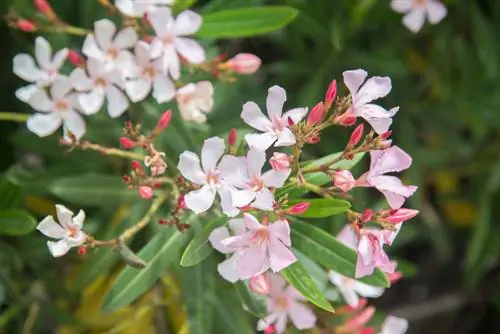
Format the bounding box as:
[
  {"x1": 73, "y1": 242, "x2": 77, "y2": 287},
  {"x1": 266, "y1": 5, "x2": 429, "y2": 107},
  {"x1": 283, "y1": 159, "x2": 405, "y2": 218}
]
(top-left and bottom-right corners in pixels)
[
  {"x1": 274, "y1": 295, "x2": 289, "y2": 311},
  {"x1": 251, "y1": 228, "x2": 270, "y2": 247},
  {"x1": 247, "y1": 174, "x2": 265, "y2": 192},
  {"x1": 268, "y1": 116, "x2": 285, "y2": 133},
  {"x1": 107, "y1": 47, "x2": 119, "y2": 60},
  {"x1": 55, "y1": 99, "x2": 70, "y2": 112},
  {"x1": 206, "y1": 170, "x2": 220, "y2": 186},
  {"x1": 162, "y1": 33, "x2": 174, "y2": 45},
  {"x1": 66, "y1": 226, "x2": 78, "y2": 238},
  {"x1": 95, "y1": 77, "x2": 108, "y2": 87},
  {"x1": 143, "y1": 66, "x2": 157, "y2": 79},
  {"x1": 412, "y1": 0, "x2": 428, "y2": 7}
]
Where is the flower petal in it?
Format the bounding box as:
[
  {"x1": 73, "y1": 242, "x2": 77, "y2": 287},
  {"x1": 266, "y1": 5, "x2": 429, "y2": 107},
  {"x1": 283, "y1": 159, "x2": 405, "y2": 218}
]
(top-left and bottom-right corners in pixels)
[
  {"x1": 51, "y1": 48, "x2": 68, "y2": 70},
  {"x1": 177, "y1": 151, "x2": 205, "y2": 184},
  {"x1": 64, "y1": 110, "x2": 86, "y2": 140},
  {"x1": 275, "y1": 127, "x2": 296, "y2": 147},
  {"x1": 37, "y1": 216, "x2": 66, "y2": 239},
  {"x1": 95, "y1": 19, "x2": 116, "y2": 50},
  {"x1": 245, "y1": 132, "x2": 277, "y2": 151},
  {"x1": 228, "y1": 218, "x2": 246, "y2": 236},
  {"x1": 241, "y1": 101, "x2": 272, "y2": 132},
  {"x1": 125, "y1": 78, "x2": 151, "y2": 102},
  {"x1": 82, "y1": 34, "x2": 104, "y2": 60},
  {"x1": 402, "y1": 8, "x2": 426, "y2": 33},
  {"x1": 50, "y1": 77, "x2": 72, "y2": 99},
  {"x1": 252, "y1": 188, "x2": 275, "y2": 211},
  {"x1": 355, "y1": 76, "x2": 392, "y2": 106},
  {"x1": 426, "y1": 0, "x2": 447, "y2": 24},
  {"x1": 105, "y1": 85, "x2": 129, "y2": 118},
  {"x1": 268, "y1": 238, "x2": 296, "y2": 272},
  {"x1": 174, "y1": 10, "x2": 202, "y2": 36},
  {"x1": 35, "y1": 37, "x2": 52, "y2": 70},
  {"x1": 164, "y1": 45, "x2": 181, "y2": 80},
  {"x1": 113, "y1": 27, "x2": 138, "y2": 49},
  {"x1": 152, "y1": 75, "x2": 175, "y2": 103},
  {"x1": 47, "y1": 239, "x2": 72, "y2": 257},
  {"x1": 247, "y1": 147, "x2": 266, "y2": 177},
  {"x1": 209, "y1": 226, "x2": 233, "y2": 254},
  {"x1": 243, "y1": 213, "x2": 263, "y2": 230},
  {"x1": 360, "y1": 105, "x2": 398, "y2": 134},
  {"x1": 380, "y1": 316, "x2": 408, "y2": 334},
  {"x1": 27, "y1": 112, "x2": 62, "y2": 137},
  {"x1": 73, "y1": 210, "x2": 85, "y2": 229},
  {"x1": 390, "y1": 0, "x2": 413, "y2": 13},
  {"x1": 235, "y1": 246, "x2": 267, "y2": 279},
  {"x1": 262, "y1": 169, "x2": 291, "y2": 188},
  {"x1": 13, "y1": 54, "x2": 42, "y2": 82},
  {"x1": 219, "y1": 155, "x2": 249, "y2": 188},
  {"x1": 78, "y1": 89, "x2": 105, "y2": 115},
  {"x1": 283, "y1": 107, "x2": 308, "y2": 124},
  {"x1": 337, "y1": 225, "x2": 358, "y2": 249},
  {"x1": 218, "y1": 186, "x2": 239, "y2": 217},
  {"x1": 230, "y1": 188, "x2": 256, "y2": 208},
  {"x1": 353, "y1": 281, "x2": 385, "y2": 298},
  {"x1": 193, "y1": 81, "x2": 213, "y2": 112},
  {"x1": 288, "y1": 301, "x2": 317, "y2": 330},
  {"x1": 69, "y1": 68, "x2": 93, "y2": 91},
  {"x1": 217, "y1": 255, "x2": 240, "y2": 282},
  {"x1": 343, "y1": 69, "x2": 368, "y2": 96},
  {"x1": 174, "y1": 37, "x2": 205, "y2": 64},
  {"x1": 369, "y1": 146, "x2": 412, "y2": 176},
  {"x1": 147, "y1": 6, "x2": 173, "y2": 37},
  {"x1": 55, "y1": 204, "x2": 74, "y2": 229},
  {"x1": 266, "y1": 85, "x2": 286, "y2": 120},
  {"x1": 269, "y1": 220, "x2": 291, "y2": 246},
  {"x1": 201, "y1": 136, "x2": 225, "y2": 172},
  {"x1": 185, "y1": 185, "x2": 216, "y2": 214},
  {"x1": 15, "y1": 84, "x2": 38, "y2": 103}
]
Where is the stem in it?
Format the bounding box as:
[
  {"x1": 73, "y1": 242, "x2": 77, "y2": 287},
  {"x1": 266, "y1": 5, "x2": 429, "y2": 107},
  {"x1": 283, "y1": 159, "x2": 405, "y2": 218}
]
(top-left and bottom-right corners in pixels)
[
  {"x1": 76, "y1": 141, "x2": 145, "y2": 160},
  {"x1": 302, "y1": 154, "x2": 345, "y2": 174},
  {"x1": 0, "y1": 112, "x2": 29, "y2": 122},
  {"x1": 291, "y1": 177, "x2": 331, "y2": 198},
  {"x1": 46, "y1": 25, "x2": 91, "y2": 36},
  {"x1": 21, "y1": 302, "x2": 40, "y2": 334}
]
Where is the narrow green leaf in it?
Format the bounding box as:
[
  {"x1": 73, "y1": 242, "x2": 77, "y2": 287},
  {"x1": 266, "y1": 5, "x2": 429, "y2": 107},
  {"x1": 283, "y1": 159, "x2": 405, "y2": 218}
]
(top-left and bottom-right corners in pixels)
[
  {"x1": 291, "y1": 220, "x2": 389, "y2": 287},
  {"x1": 466, "y1": 192, "x2": 491, "y2": 270},
  {"x1": 294, "y1": 250, "x2": 329, "y2": 291},
  {"x1": 101, "y1": 229, "x2": 188, "y2": 312},
  {"x1": 0, "y1": 210, "x2": 37, "y2": 236},
  {"x1": 0, "y1": 178, "x2": 20, "y2": 210},
  {"x1": 180, "y1": 216, "x2": 227, "y2": 267},
  {"x1": 212, "y1": 288, "x2": 254, "y2": 334},
  {"x1": 197, "y1": 6, "x2": 299, "y2": 38},
  {"x1": 281, "y1": 261, "x2": 334, "y2": 312},
  {"x1": 234, "y1": 281, "x2": 267, "y2": 317},
  {"x1": 287, "y1": 198, "x2": 351, "y2": 218},
  {"x1": 49, "y1": 174, "x2": 136, "y2": 206}
]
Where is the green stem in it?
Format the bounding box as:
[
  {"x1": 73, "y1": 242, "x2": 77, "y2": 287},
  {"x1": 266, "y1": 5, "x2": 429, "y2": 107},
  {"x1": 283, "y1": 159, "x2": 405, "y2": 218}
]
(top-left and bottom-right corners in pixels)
[{"x1": 0, "y1": 112, "x2": 29, "y2": 123}]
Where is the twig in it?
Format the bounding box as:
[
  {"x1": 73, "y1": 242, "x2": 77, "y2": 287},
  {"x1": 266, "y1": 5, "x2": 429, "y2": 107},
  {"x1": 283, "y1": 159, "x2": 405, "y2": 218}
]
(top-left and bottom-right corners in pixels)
[
  {"x1": 0, "y1": 112, "x2": 29, "y2": 122},
  {"x1": 21, "y1": 302, "x2": 40, "y2": 334},
  {"x1": 74, "y1": 140, "x2": 145, "y2": 160}
]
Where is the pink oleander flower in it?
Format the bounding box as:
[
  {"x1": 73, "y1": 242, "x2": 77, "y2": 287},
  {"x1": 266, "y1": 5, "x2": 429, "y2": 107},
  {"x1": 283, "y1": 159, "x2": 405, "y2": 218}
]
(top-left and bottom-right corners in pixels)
[
  {"x1": 221, "y1": 214, "x2": 296, "y2": 279},
  {"x1": 176, "y1": 81, "x2": 214, "y2": 123},
  {"x1": 391, "y1": 0, "x2": 446, "y2": 33},
  {"x1": 70, "y1": 58, "x2": 129, "y2": 117},
  {"x1": 13, "y1": 36, "x2": 68, "y2": 103},
  {"x1": 27, "y1": 78, "x2": 86, "y2": 139},
  {"x1": 270, "y1": 152, "x2": 291, "y2": 172},
  {"x1": 36, "y1": 204, "x2": 86, "y2": 257},
  {"x1": 380, "y1": 315, "x2": 409, "y2": 334},
  {"x1": 333, "y1": 170, "x2": 356, "y2": 192},
  {"x1": 124, "y1": 41, "x2": 175, "y2": 104},
  {"x1": 382, "y1": 208, "x2": 419, "y2": 224},
  {"x1": 82, "y1": 19, "x2": 137, "y2": 73},
  {"x1": 257, "y1": 274, "x2": 316, "y2": 334},
  {"x1": 342, "y1": 69, "x2": 399, "y2": 134},
  {"x1": 148, "y1": 7, "x2": 205, "y2": 79},
  {"x1": 357, "y1": 146, "x2": 417, "y2": 209},
  {"x1": 208, "y1": 217, "x2": 246, "y2": 282},
  {"x1": 337, "y1": 225, "x2": 397, "y2": 278},
  {"x1": 115, "y1": 0, "x2": 174, "y2": 17},
  {"x1": 241, "y1": 85, "x2": 308, "y2": 150},
  {"x1": 177, "y1": 137, "x2": 237, "y2": 216},
  {"x1": 328, "y1": 270, "x2": 384, "y2": 308},
  {"x1": 219, "y1": 148, "x2": 291, "y2": 211}
]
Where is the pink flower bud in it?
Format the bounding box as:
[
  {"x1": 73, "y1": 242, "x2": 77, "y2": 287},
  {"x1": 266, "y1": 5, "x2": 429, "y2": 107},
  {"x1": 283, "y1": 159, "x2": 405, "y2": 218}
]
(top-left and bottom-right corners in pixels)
[
  {"x1": 177, "y1": 195, "x2": 186, "y2": 210},
  {"x1": 380, "y1": 130, "x2": 392, "y2": 140},
  {"x1": 226, "y1": 53, "x2": 261, "y2": 74},
  {"x1": 287, "y1": 202, "x2": 310, "y2": 215},
  {"x1": 388, "y1": 271, "x2": 403, "y2": 284},
  {"x1": 325, "y1": 79, "x2": 337, "y2": 105},
  {"x1": 385, "y1": 208, "x2": 419, "y2": 224},
  {"x1": 131, "y1": 160, "x2": 142, "y2": 170},
  {"x1": 359, "y1": 328, "x2": 376, "y2": 334},
  {"x1": 78, "y1": 246, "x2": 87, "y2": 256},
  {"x1": 264, "y1": 324, "x2": 276, "y2": 334},
  {"x1": 360, "y1": 209, "x2": 373, "y2": 222},
  {"x1": 155, "y1": 109, "x2": 172, "y2": 132},
  {"x1": 345, "y1": 306, "x2": 375, "y2": 330},
  {"x1": 333, "y1": 170, "x2": 355, "y2": 192},
  {"x1": 67, "y1": 50, "x2": 84, "y2": 67},
  {"x1": 269, "y1": 152, "x2": 290, "y2": 172},
  {"x1": 16, "y1": 19, "x2": 37, "y2": 32},
  {"x1": 249, "y1": 273, "x2": 271, "y2": 295},
  {"x1": 34, "y1": 0, "x2": 54, "y2": 15},
  {"x1": 306, "y1": 134, "x2": 321, "y2": 144},
  {"x1": 228, "y1": 128, "x2": 237, "y2": 146},
  {"x1": 138, "y1": 186, "x2": 153, "y2": 199},
  {"x1": 306, "y1": 101, "x2": 325, "y2": 126},
  {"x1": 120, "y1": 137, "x2": 135, "y2": 149},
  {"x1": 287, "y1": 117, "x2": 294, "y2": 126},
  {"x1": 348, "y1": 124, "x2": 364, "y2": 147}
]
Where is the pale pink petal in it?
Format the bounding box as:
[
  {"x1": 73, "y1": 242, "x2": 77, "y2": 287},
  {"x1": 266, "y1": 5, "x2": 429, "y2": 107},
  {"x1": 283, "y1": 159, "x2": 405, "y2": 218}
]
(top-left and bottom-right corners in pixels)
[
  {"x1": 105, "y1": 85, "x2": 129, "y2": 117},
  {"x1": 355, "y1": 76, "x2": 392, "y2": 106},
  {"x1": 185, "y1": 185, "x2": 216, "y2": 214},
  {"x1": 236, "y1": 246, "x2": 267, "y2": 279},
  {"x1": 369, "y1": 146, "x2": 412, "y2": 176},
  {"x1": 241, "y1": 101, "x2": 272, "y2": 131},
  {"x1": 78, "y1": 89, "x2": 105, "y2": 115},
  {"x1": 193, "y1": 81, "x2": 213, "y2": 112},
  {"x1": 174, "y1": 10, "x2": 202, "y2": 36},
  {"x1": 82, "y1": 35, "x2": 104, "y2": 60},
  {"x1": 426, "y1": 1, "x2": 447, "y2": 24},
  {"x1": 65, "y1": 230, "x2": 86, "y2": 246},
  {"x1": 285, "y1": 285, "x2": 307, "y2": 301},
  {"x1": 247, "y1": 147, "x2": 266, "y2": 176},
  {"x1": 403, "y1": 9, "x2": 426, "y2": 33},
  {"x1": 220, "y1": 235, "x2": 250, "y2": 249},
  {"x1": 15, "y1": 84, "x2": 38, "y2": 103},
  {"x1": 245, "y1": 132, "x2": 277, "y2": 151},
  {"x1": 262, "y1": 169, "x2": 291, "y2": 188},
  {"x1": 343, "y1": 69, "x2": 368, "y2": 96},
  {"x1": 266, "y1": 85, "x2": 286, "y2": 120},
  {"x1": 37, "y1": 216, "x2": 66, "y2": 239},
  {"x1": 174, "y1": 37, "x2": 205, "y2": 64},
  {"x1": 134, "y1": 41, "x2": 151, "y2": 65},
  {"x1": 230, "y1": 188, "x2": 256, "y2": 207},
  {"x1": 164, "y1": 45, "x2": 181, "y2": 80},
  {"x1": 51, "y1": 48, "x2": 68, "y2": 70},
  {"x1": 69, "y1": 68, "x2": 93, "y2": 91},
  {"x1": 384, "y1": 223, "x2": 403, "y2": 246},
  {"x1": 95, "y1": 19, "x2": 116, "y2": 50},
  {"x1": 337, "y1": 226, "x2": 358, "y2": 249},
  {"x1": 217, "y1": 255, "x2": 240, "y2": 282},
  {"x1": 244, "y1": 213, "x2": 263, "y2": 230},
  {"x1": 275, "y1": 313, "x2": 289, "y2": 334},
  {"x1": 275, "y1": 127, "x2": 296, "y2": 147},
  {"x1": 125, "y1": 78, "x2": 151, "y2": 102},
  {"x1": 152, "y1": 75, "x2": 175, "y2": 103},
  {"x1": 228, "y1": 218, "x2": 246, "y2": 236},
  {"x1": 13, "y1": 54, "x2": 42, "y2": 82},
  {"x1": 339, "y1": 287, "x2": 360, "y2": 308},
  {"x1": 27, "y1": 112, "x2": 62, "y2": 137},
  {"x1": 115, "y1": 0, "x2": 144, "y2": 17},
  {"x1": 177, "y1": 151, "x2": 205, "y2": 184},
  {"x1": 55, "y1": 204, "x2": 74, "y2": 229},
  {"x1": 209, "y1": 226, "x2": 233, "y2": 254},
  {"x1": 380, "y1": 316, "x2": 409, "y2": 334},
  {"x1": 115, "y1": 51, "x2": 137, "y2": 77},
  {"x1": 390, "y1": 0, "x2": 413, "y2": 13},
  {"x1": 268, "y1": 239, "x2": 296, "y2": 272},
  {"x1": 269, "y1": 273, "x2": 287, "y2": 294},
  {"x1": 201, "y1": 137, "x2": 225, "y2": 172},
  {"x1": 47, "y1": 240, "x2": 71, "y2": 257},
  {"x1": 353, "y1": 281, "x2": 385, "y2": 298},
  {"x1": 113, "y1": 27, "x2": 138, "y2": 49},
  {"x1": 63, "y1": 110, "x2": 86, "y2": 140},
  {"x1": 361, "y1": 108, "x2": 398, "y2": 134},
  {"x1": 86, "y1": 57, "x2": 106, "y2": 79},
  {"x1": 72, "y1": 210, "x2": 85, "y2": 229},
  {"x1": 355, "y1": 255, "x2": 375, "y2": 278},
  {"x1": 252, "y1": 188, "x2": 275, "y2": 211},
  {"x1": 269, "y1": 220, "x2": 291, "y2": 246},
  {"x1": 219, "y1": 155, "x2": 249, "y2": 188},
  {"x1": 50, "y1": 77, "x2": 72, "y2": 99},
  {"x1": 288, "y1": 301, "x2": 317, "y2": 330},
  {"x1": 218, "y1": 187, "x2": 239, "y2": 217},
  {"x1": 282, "y1": 107, "x2": 308, "y2": 124},
  {"x1": 35, "y1": 37, "x2": 52, "y2": 70},
  {"x1": 147, "y1": 6, "x2": 173, "y2": 37}
]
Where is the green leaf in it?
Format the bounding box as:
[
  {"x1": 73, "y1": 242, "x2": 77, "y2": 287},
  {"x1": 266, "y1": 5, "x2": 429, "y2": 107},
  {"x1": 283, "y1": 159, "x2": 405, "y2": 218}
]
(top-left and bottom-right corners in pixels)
[
  {"x1": 294, "y1": 250, "x2": 329, "y2": 291},
  {"x1": 180, "y1": 216, "x2": 227, "y2": 267},
  {"x1": 101, "y1": 229, "x2": 188, "y2": 312},
  {"x1": 234, "y1": 281, "x2": 267, "y2": 317},
  {"x1": 0, "y1": 178, "x2": 20, "y2": 210},
  {"x1": 0, "y1": 210, "x2": 37, "y2": 236},
  {"x1": 49, "y1": 174, "x2": 136, "y2": 206},
  {"x1": 290, "y1": 220, "x2": 390, "y2": 287},
  {"x1": 197, "y1": 6, "x2": 299, "y2": 38},
  {"x1": 173, "y1": 0, "x2": 198, "y2": 12},
  {"x1": 287, "y1": 198, "x2": 351, "y2": 218},
  {"x1": 281, "y1": 261, "x2": 334, "y2": 312}
]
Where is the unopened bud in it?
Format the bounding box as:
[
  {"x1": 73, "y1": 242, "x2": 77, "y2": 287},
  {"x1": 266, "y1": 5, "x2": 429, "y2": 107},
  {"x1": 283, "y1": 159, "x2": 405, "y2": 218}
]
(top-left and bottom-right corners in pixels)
[
  {"x1": 388, "y1": 271, "x2": 403, "y2": 284},
  {"x1": 138, "y1": 186, "x2": 153, "y2": 200},
  {"x1": 77, "y1": 246, "x2": 87, "y2": 256},
  {"x1": 226, "y1": 53, "x2": 261, "y2": 74},
  {"x1": 384, "y1": 208, "x2": 419, "y2": 224},
  {"x1": 16, "y1": 19, "x2": 37, "y2": 32},
  {"x1": 34, "y1": 0, "x2": 55, "y2": 18},
  {"x1": 345, "y1": 306, "x2": 375, "y2": 330},
  {"x1": 325, "y1": 79, "x2": 337, "y2": 105},
  {"x1": 177, "y1": 195, "x2": 186, "y2": 209},
  {"x1": 131, "y1": 160, "x2": 142, "y2": 170},
  {"x1": 269, "y1": 152, "x2": 291, "y2": 172},
  {"x1": 122, "y1": 175, "x2": 131, "y2": 183},
  {"x1": 155, "y1": 109, "x2": 172, "y2": 133},
  {"x1": 348, "y1": 124, "x2": 364, "y2": 148},
  {"x1": 287, "y1": 117, "x2": 294, "y2": 126},
  {"x1": 228, "y1": 128, "x2": 237, "y2": 146},
  {"x1": 120, "y1": 137, "x2": 135, "y2": 149},
  {"x1": 264, "y1": 324, "x2": 276, "y2": 334},
  {"x1": 360, "y1": 209, "x2": 373, "y2": 222},
  {"x1": 249, "y1": 273, "x2": 271, "y2": 295},
  {"x1": 333, "y1": 170, "x2": 355, "y2": 192},
  {"x1": 287, "y1": 202, "x2": 310, "y2": 215},
  {"x1": 306, "y1": 101, "x2": 325, "y2": 126},
  {"x1": 306, "y1": 134, "x2": 321, "y2": 144},
  {"x1": 67, "y1": 50, "x2": 84, "y2": 67},
  {"x1": 380, "y1": 130, "x2": 392, "y2": 140}
]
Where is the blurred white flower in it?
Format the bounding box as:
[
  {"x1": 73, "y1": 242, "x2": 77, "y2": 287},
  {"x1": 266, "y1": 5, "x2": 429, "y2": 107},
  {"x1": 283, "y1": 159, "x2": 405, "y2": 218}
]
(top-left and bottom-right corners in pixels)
[
  {"x1": 115, "y1": 0, "x2": 174, "y2": 17},
  {"x1": 176, "y1": 81, "x2": 213, "y2": 123},
  {"x1": 13, "y1": 37, "x2": 68, "y2": 103},
  {"x1": 391, "y1": 0, "x2": 447, "y2": 33}
]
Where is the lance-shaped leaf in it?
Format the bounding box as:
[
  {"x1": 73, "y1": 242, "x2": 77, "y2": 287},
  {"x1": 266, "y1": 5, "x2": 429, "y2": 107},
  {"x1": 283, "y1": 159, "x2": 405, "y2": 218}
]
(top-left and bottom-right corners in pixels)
[{"x1": 287, "y1": 198, "x2": 351, "y2": 218}]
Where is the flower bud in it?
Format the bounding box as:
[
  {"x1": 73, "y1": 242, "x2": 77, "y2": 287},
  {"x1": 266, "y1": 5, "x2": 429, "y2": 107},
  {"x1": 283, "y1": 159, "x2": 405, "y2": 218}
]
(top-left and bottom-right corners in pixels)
[
  {"x1": 16, "y1": 19, "x2": 37, "y2": 32},
  {"x1": 249, "y1": 273, "x2": 271, "y2": 295},
  {"x1": 287, "y1": 202, "x2": 310, "y2": 215},
  {"x1": 264, "y1": 324, "x2": 276, "y2": 334},
  {"x1": 226, "y1": 53, "x2": 261, "y2": 74},
  {"x1": 122, "y1": 175, "x2": 131, "y2": 183},
  {"x1": 345, "y1": 306, "x2": 375, "y2": 330},
  {"x1": 138, "y1": 186, "x2": 153, "y2": 200},
  {"x1": 120, "y1": 137, "x2": 135, "y2": 149},
  {"x1": 348, "y1": 124, "x2": 364, "y2": 148},
  {"x1": 67, "y1": 50, "x2": 84, "y2": 67},
  {"x1": 34, "y1": 0, "x2": 55, "y2": 18},
  {"x1": 177, "y1": 195, "x2": 186, "y2": 210},
  {"x1": 384, "y1": 208, "x2": 419, "y2": 224},
  {"x1": 155, "y1": 109, "x2": 172, "y2": 132},
  {"x1": 325, "y1": 79, "x2": 337, "y2": 105},
  {"x1": 306, "y1": 101, "x2": 325, "y2": 126},
  {"x1": 333, "y1": 170, "x2": 355, "y2": 192},
  {"x1": 380, "y1": 130, "x2": 392, "y2": 140},
  {"x1": 360, "y1": 209, "x2": 373, "y2": 222},
  {"x1": 77, "y1": 246, "x2": 87, "y2": 256},
  {"x1": 228, "y1": 128, "x2": 237, "y2": 146},
  {"x1": 131, "y1": 160, "x2": 142, "y2": 170},
  {"x1": 287, "y1": 117, "x2": 294, "y2": 126},
  {"x1": 387, "y1": 271, "x2": 403, "y2": 284},
  {"x1": 306, "y1": 134, "x2": 321, "y2": 144},
  {"x1": 269, "y1": 152, "x2": 290, "y2": 172}
]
